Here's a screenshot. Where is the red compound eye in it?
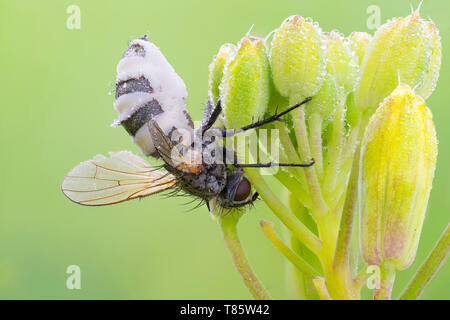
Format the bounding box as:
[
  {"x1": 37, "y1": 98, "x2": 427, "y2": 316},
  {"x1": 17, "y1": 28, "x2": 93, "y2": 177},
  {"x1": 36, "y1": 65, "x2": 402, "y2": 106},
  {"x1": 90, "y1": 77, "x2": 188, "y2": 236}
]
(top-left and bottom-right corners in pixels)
[{"x1": 234, "y1": 178, "x2": 251, "y2": 202}]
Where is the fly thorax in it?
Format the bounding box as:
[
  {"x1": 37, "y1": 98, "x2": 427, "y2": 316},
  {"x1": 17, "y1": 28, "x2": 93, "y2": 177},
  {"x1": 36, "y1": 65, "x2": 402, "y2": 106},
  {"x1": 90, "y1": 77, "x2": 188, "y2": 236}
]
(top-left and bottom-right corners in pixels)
[
  {"x1": 172, "y1": 163, "x2": 227, "y2": 199},
  {"x1": 113, "y1": 35, "x2": 194, "y2": 157},
  {"x1": 198, "y1": 129, "x2": 231, "y2": 166}
]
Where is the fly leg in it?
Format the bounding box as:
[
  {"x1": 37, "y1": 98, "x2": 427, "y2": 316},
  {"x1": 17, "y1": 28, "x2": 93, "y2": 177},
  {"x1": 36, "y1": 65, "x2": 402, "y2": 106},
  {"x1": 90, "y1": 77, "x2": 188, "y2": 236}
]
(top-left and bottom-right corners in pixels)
[
  {"x1": 218, "y1": 139, "x2": 315, "y2": 168},
  {"x1": 234, "y1": 160, "x2": 315, "y2": 168},
  {"x1": 207, "y1": 97, "x2": 312, "y2": 137},
  {"x1": 201, "y1": 100, "x2": 222, "y2": 134}
]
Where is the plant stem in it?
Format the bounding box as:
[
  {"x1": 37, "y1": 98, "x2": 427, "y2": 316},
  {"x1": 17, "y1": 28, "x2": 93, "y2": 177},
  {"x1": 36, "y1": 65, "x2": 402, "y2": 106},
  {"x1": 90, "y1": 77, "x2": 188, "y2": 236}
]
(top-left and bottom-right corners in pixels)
[
  {"x1": 333, "y1": 140, "x2": 361, "y2": 273},
  {"x1": 292, "y1": 108, "x2": 328, "y2": 216},
  {"x1": 349, "y1": 206, "x2": 361, "y2": 277},
  {"x1": 286, "y1": 192, "x2": 321, "y2": 300},
  {"x1": 275, "y1": 121, "x2": 308, "y2": 190},
  {"x1": 286, "y1": 232, "x2": 321, "y2": 300},
  {"x1": 399, "y1": 224, "x2": 450, "y2": 300},
  {"x1": 274, "y1": 170, "x2": 312, "y2": 209},
  {"x1": 322, "y1": 120, "x2": 366, "y2": 300},
  {"x1": 316, "y1": 215, "x2": 360, "y2": 300},
  {"x1": 218, "y1": 213, "x2": 271, "y2": 300},
  {"x1": 255, "y1": 133, "x2": 311, "y2": 207},
  {"x1": 312, "y1": 276, "x2": 332, "y2": 300},
  {"x1": 323, "y1": 101, "x2": 345, "y2": 195},
  {"x1": 354, "y1": 266, "x2": 371, "y2": 289},
  {"x1": 308, "y1": 112, "x2": 324, "y2": 179},
  {"x1": 244, "y1": 168, "x2": 323, "y2": 255},
  {"x1": 374, "y1": 261, "x2": 396, "y2": 300},
  {"x1": 260, "y1": 219, "x2": 321, "y2": 276},
  {"x1": 341, "y1": 117, "x2": 361, "y2": 162},
  {"x1": 328, "y1": 117, "x2": 363, "y2": 210}
]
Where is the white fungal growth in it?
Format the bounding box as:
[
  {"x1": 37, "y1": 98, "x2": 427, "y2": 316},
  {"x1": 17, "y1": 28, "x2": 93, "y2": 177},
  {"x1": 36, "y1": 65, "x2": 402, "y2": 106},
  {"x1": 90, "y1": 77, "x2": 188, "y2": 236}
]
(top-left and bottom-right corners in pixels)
[{"x1": 114, "y1": 37, "x2": 194, "y2": 157}]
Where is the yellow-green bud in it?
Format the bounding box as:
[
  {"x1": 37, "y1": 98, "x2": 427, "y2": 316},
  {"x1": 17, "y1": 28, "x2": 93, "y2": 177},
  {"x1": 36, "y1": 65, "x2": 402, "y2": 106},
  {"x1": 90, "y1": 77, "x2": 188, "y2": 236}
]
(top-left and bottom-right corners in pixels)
[
  {"x1": 347, "y1": 32, "x2": 372, "y2": 66},
  {"x1": 220, "y1": 37, "x2": 270, "y2": 129},
  {"x1": 355, "y1": 11, "x2": 442, "y2": 115},
  {"x1": 208, "y1": 43, "x2": 237, "y2": 105},
  {"x1": 270, "y1": 15, "x2": 326, "y2": 102},
  {"x1": 360, "y1": 85, "x2": 437, "y2": 270},
  {"x1": 324, "y1": 30, "x2": 359, "y2": 95},
  {"x1": 305, "y1": 74, "x2": 337, "y2": 120}
]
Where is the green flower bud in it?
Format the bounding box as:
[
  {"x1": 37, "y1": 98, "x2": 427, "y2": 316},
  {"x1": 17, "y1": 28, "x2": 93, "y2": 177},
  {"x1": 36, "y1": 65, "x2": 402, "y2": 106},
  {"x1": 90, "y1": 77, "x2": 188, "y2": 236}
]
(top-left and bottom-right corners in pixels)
[
  {"x1": 324, "y1": 30, "x2": 359, "y2": 95},
  {"x1": 208, "y1": 43, "x2": 237, "y2": 105},
  {"x1": 304, "y1": 74, "x2": 337, "y2": 120},
  {"x1": 347, "y1": 32, "x2": 372, "y2": 66},
  {"x1": 360, "y1": 85, "x2": 437, "y2": 270},
  {"x1": 417, "y1": 20, "x2": 442, "y2": 99},
  {"x1": 355, "y1": 11, "x2": 442, "y2": 115},
  {"x1": 270, "y1": 15, "x2": 326, "y2": 102},
  {"x1": 220, "y1": 37, "x2": 270, "y2": 129}
]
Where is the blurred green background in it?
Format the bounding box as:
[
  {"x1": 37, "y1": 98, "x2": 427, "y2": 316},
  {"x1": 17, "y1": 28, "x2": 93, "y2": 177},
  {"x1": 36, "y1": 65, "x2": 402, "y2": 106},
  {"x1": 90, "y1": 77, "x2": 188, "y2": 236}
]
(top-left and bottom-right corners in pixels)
[{"x1": 0, "y1": 0, "x2": 448, "y2": 299}]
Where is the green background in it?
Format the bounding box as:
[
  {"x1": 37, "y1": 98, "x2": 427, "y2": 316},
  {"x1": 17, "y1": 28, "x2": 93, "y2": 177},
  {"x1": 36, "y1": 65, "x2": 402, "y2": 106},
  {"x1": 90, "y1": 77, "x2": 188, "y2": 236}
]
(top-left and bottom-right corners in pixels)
[{"x1": 0, "y1": 0, "x2": 448, "y2": 299}]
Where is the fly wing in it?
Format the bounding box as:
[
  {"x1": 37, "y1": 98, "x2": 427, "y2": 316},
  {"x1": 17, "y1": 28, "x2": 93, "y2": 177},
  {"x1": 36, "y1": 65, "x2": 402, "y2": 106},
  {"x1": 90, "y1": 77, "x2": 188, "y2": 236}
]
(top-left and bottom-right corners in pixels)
[
  {"x1": 147, "y1": 119, "x2": 179, "y2": 167},
  {"x1": 61, "y1": 151, "x2": 176, "y2": 206},
  {"x1": 148, "y1": 120, "x2": 204, "y2": 174}
]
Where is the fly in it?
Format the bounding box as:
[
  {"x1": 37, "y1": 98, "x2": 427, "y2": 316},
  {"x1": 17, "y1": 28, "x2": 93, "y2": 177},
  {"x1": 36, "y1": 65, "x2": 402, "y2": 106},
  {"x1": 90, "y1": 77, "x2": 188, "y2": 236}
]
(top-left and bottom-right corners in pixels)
[{"x1": 61, "y1": 35, "x2": 314, "y2": 212}]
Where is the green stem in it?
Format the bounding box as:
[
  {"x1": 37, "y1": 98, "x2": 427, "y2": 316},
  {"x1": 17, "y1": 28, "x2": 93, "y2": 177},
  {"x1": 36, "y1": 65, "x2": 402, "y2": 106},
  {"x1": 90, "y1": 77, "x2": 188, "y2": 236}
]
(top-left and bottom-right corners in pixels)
[
  {"x1": 286, "y1": 192, "x2": 321, "y2": 300},
  {"x1": 308, "y1": 112, "x2": 324, "y2": 179},
  {"x1": 333, "y1": 138, "x2": 361, "y2": 273},
  {"x1": 328, "y1": 117, "x2": 362, "y2": 211},
  {"x1": 275, "y1": 122, "x2": 308, "y2": 190},
  {"x1": 341, "y1": 117, "x2": 361, "y2": 162},
  {"x1": 260, "y1": 219, "x2": 321, "y2": 276},
  {"x1": 312, "y1": 276, "x2": 332, "y2": 300},
  {"x1": 286, "y1": 232, "x2": 320, "y2": 299},
  {"x1": 244, "y1": 168, "x2": 323, "y2": 256},
  {"x1": 354, "y1": 266, "x2": 371, "y2": 289},
  {"x1": 320, "y1": 152, "x2": 361, "y2": 300},
  {"x1": 292, "y1": 107, "x2": 328, "y2": 216},
  {"x1": 316, "y1": 214, "x2": 360, "y2": 300},
  {"x1": 218, "y1": 214, "x2": 271, "y2": 300},
  {"x1": 399, "y1": 224, "x2": 450, "y2": 300},
  {"x1": 331, "y1": 115, "x2": 367, "y2": 272},
  {"x1": 323, "y1": 101, "x2": 345, "y2": 195},
  {"x1": 374, "y1": 261, "x2": 396, "y2": 300},
  {"x1": 274, "y1": 170, "x2": 312, "y2": 209},
  {"x1": 349, "y1": 204, "x2": 361, "y2": 277},
  {"x1": 325, "y1": 119, "x2": 366, "y2": 300},
  {"x1": 255, "y1": 132, "x2": 311, "y2": 207}
]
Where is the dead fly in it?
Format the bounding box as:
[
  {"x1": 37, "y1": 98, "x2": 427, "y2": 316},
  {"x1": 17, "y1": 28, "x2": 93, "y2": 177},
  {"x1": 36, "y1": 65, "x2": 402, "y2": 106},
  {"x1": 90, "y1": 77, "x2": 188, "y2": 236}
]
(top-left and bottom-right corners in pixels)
[{"x1": 61, "y1": 35, "x2": 314, "y2": 211}]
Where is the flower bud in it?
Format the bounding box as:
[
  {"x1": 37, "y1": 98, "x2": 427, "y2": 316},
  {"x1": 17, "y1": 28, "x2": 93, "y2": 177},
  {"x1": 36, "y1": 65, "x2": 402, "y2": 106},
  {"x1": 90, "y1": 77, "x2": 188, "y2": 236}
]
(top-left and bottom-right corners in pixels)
[
  {"x1": 304, "y1": 74, "x2": 337, "y2": 120},
  {"x1": 355, "y1": 11, "x2": 442, "y2": 115},
  {"x1": 359, "y1": 85, "x2": 437, "y2": 270},
  {"x1": 220, "y1": 37, "x2": 270, "y2": 129},
  {"x1": 347, "y1": 32, "x2": 372, "y2": 66},
  {"x1": 270, "y1": 15, "x2": 326, "y2": 102},
  {"x1": 324, "y1": 30, "x2": 359, "y2": 95},
  {"x1": 208, "y1": 43, "x2": 237, "y2": 105}
]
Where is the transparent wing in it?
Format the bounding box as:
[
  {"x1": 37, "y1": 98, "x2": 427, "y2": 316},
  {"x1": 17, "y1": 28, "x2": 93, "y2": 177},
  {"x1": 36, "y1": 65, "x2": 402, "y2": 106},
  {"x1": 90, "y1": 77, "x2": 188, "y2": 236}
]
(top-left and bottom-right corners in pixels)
[
  {"x1": 61, "y1": 151, "x2": 176, "y2": 206},
  {"x1": 147, "y1": 119, "x2": 180, "y2": 167},
  {"x1": 148, "y1": 120, "x2": 204, "y2": 174}
]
